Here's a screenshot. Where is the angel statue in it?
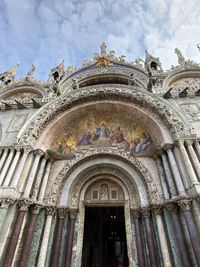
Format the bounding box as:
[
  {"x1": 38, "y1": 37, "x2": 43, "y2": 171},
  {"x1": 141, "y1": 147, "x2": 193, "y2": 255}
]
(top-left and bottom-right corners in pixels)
[
  {"x1": 174, "y1": 48, "x2": 185, "y2": 67},
  {"x1": 27, "y1": 64, "x2": 36, "y2": 77}
]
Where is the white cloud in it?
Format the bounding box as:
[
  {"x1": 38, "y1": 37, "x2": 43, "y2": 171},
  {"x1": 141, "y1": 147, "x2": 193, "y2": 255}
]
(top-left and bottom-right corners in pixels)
[{"x1": 0, "y1": 0, "x2": 199, "y2": 80}]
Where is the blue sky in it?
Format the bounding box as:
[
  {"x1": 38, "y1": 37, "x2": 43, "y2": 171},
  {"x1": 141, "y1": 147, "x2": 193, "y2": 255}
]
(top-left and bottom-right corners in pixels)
[{"x1": 0, "y1": 0, "x2": 200, "y2": 81}]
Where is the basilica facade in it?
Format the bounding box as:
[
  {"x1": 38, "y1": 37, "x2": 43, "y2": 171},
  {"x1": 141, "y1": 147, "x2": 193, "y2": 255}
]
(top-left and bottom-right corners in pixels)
[{"x1": 0, "y1": 44, "x2": 200, "y2": 267}]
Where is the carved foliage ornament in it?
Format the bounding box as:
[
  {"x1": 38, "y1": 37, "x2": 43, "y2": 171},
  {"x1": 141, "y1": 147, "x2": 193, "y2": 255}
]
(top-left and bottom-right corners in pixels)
[
  {"x1": 17, "y1": 85, "x2": 187, "y2": 145},
  {"x1": 44, "y1": 147, "x2": 160, "y2": 206}
]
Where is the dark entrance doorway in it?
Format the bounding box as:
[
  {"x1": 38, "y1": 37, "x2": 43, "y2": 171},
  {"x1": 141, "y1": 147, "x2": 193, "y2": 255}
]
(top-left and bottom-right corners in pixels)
[{"x1": 82, "y1": 207, "x2": 128, "y2": 267}]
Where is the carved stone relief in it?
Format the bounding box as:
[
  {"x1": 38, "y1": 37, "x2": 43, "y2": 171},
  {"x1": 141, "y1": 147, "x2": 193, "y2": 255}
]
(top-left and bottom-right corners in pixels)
[
  {"x1": 181, "y1": 104, "x2": 200, "y2": 121},
  {"x1": 7, "y1": 114, "x2": 27, "y2": 132}
]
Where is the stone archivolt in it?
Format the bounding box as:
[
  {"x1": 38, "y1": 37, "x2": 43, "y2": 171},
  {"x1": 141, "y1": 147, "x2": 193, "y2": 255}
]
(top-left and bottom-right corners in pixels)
[
  {"x1": 44, "y1": 147, "x2": 161, "y2": 206},
  {"x1": 16, "y1": 84, "x2": 191, "y2": 146}
]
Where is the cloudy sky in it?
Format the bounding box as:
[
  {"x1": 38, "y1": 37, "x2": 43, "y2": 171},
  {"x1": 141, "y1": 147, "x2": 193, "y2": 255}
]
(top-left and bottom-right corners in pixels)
[{"x1": 0, "y1": 0, "x2": 200, "y2": 80}]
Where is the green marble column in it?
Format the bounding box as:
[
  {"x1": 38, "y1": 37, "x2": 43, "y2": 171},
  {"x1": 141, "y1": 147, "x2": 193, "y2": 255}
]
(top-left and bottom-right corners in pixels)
[
  {"x1": 45, "y1": 214, "x2": 57, "y2": 267},
  {"x1": 163, "y1": 208, "x2": 182, "y2": 267},
  {"x1": 58, "y1": 212, "x2": 68, "y2": 267},
  {"x1": 27, "y1": 209, "x2": 46, "y2": 267}
]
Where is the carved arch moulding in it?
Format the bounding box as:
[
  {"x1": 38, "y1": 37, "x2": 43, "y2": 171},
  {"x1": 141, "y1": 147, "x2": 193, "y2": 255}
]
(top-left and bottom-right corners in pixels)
[
  {"x1": 16, "y1": 85, "x2": 192, "y2": 146},
  {"x1": 44, "y1": 147, "x2": 161, "y2": 207}
]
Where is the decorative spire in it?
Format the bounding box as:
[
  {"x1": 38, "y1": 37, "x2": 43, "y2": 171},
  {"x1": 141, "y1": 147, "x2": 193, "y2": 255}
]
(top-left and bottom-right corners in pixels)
[{"x1": 0, "y1": 63, "x2": 19, "y2": 85}]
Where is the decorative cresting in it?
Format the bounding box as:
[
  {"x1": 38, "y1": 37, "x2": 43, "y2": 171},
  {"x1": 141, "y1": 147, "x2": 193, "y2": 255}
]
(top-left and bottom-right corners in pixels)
[
  {"x1": 60, "y1": 65, "x2": 148, "y2": 92},
  {"x1": 17, "y1": 84, "x2": 190, "y2": 145},
  {"x1": 44, "y1": 147, "x2": 160, "y2": 206}
]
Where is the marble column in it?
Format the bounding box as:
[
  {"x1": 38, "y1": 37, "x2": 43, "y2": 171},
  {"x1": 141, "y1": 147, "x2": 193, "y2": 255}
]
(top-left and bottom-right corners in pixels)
[
  {"x1": 50, "y1": 208, "x2": 66, "y2": 267},
  {"x1": 155, "y1": 157, "x2": 170, "y2": 200},
  {"x1": 174, "y1": 146, "x2": 190, "y2": 189},
  {"x1": 0, "y1": 148, "x2": 9, "y2": 175},
  {"x1": 2, "y1": 200, "x2": 31, "y2": 267},
  {"x1": 160, "y1": 153, "x2": 177, "y2": 197},
  {"x1": 178, "y1": 200, "x2": 200, "y2": 266},
  {"x1": 132, "y1": 210, "x2": 146, "y2": 267},
  {"x1": 65, "y1": 209, "x2": 77, "y2": 267},
  {"x1": 23, "y1": 149, "x2": 44, "y2": 198},
  {"x1": 3, "y1": 147, "x2": 21, "y2": 186},
  {"x1": 142, "y1": 209, "x2": 158, "y2": 267},
  {"x1": 194, "y1": 140, "x2": 200, "y2": 158},
  {"x1": 166, "y1": 203, "x2": 191, "y2": 267},
  {"x1": 0, "y1": 198, "x2": 14, "y2": 233},
  {"x1": 11, "y1": 147, "x2": 32, "y2": 188},
  {"x1": 186, "y1": 140, "x2": 200, "y2": 181},
  {"x1": 0, "y1": 148, "x2": 15, "y2": 185},
  {"x1": 38, "y1": 160, "x2": 51, "y2": 201},
  {"x1": 31, "y1": 157, "x2": 47, "y2": 201},
  {"x1": 152, "y1": 207, "x2": 171, "y2": 267},
  {"x1": 37, "y1": 206, "x2": 56, "y2": 267},
  {"x1": 165, "y1": 146, "x2": 186, "y2": 195},
  {"x1": 178, "y1": 140, "x2": 199, "y2": 184},
  {"x1": 192, "y1": 199, "x2": 200, "y2": 234},
  {"x1": 19, "y1": 204, "x2": 42, "y2": 267}
]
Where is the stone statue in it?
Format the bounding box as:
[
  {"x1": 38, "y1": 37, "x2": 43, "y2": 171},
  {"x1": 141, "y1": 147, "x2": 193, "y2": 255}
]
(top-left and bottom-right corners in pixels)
[
  {"x1": 0, "y1": 63, "x2": 19, "y2": 85},
  {"x1": 66, "y1": 66, "x2": 75, "y2": 76},
  {"x1": 82, "y1": 60, "x2": 92, "y2": 67},
  {"x1": 118, "y1": 55, "x2": 126, "y2": 63},
  {"x1": 27, "y1": 64, "x2": 36, "y2": 77},
  {"x1": 100, "y1": 183, "x2": 109, "y2": 200},
  {"x1": 100, "y1": 42, "x2": 107, "y2": 57},
  {"x1": 134, "y1": 58, "x2": 144, "y2": 68},
  {"x1": 107, "y1": 50, "x2": 116, "y2": 60},
  {"x1": 174, "y1": 48, "x2": 185, "y2": 67}
]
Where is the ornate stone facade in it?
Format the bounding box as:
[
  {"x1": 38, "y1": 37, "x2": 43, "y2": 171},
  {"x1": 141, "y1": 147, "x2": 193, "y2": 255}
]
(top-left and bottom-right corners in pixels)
[{"x1": 0, "y1": 44, "x2": 200, "y2": 267}]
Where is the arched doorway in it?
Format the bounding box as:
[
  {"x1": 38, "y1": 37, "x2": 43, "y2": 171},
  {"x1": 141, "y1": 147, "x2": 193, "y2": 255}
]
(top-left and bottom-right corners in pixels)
[
  {"x1": 58, "y1": 154, "x2": 154, "y2": 267},
  {"x1": 82, "y1": 179, "x2": 128, "y2": 267},
  {"x1": 82, "y1": 206, "x2": 128, "y2": 267}
]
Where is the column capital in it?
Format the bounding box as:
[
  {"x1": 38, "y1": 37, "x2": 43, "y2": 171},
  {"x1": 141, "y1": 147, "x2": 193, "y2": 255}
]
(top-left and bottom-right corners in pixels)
[
  {"x1": 22, "y1": 146, "x2": 33, "y2": 153},
  {"x1": 58, "y1": 207, "x2": 68, "y2": 218},
  {"x1": 14, "y1": 146, "x2": 22, "y2": 152},
  {"x1": 18, "y1": 199, "x2": 32, "y2": 211},
  {"x1": 165, "y1": 202, "x2": 178, "y2": 212},
  {"x1": 176, "y1": 139, "x2": 185, "y2": 146},
  {"x1": 151, "y1": 205, "x2": 163, "y2": 216},
  {"x1": 141, "y1": 208, "x2": 150, "y2": 218},
  {"x1": 130, "y1": 208, "x2": 141, "y2": 218},
  {"x1": 45, "y1": 205, "x2": 56, "y2": 216},
  {"x1": 69, "y1": 208, "x2": 78, "y2": 219},
  {"x1": 161, "y1": 143, "x2": 174, "y2": 151},
  {"x1": 33, "y1": 149, "x2": 45, "y2": 156},
  {"x1": 0, "y1": 198, "x2": 15, "y2": 208},
  {"x1": 31, "y1": 204, "x2": 44, "y2": 214},
  {"x1": 194, "y1": 140, "x2": 200, "y2": 145},
  {"x1": 185, "y1": 140, "x2": 194, "y2": 146},
  {"x1": 177, "y1": 199, "x2": 192, "y2": 211}
]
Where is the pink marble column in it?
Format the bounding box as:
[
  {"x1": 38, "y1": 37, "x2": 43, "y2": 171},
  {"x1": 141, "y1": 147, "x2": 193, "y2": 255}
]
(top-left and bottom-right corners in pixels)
[
  {"x1": 65, "y1": 209, "x2": 77, "y2": 267},
  {"x1": 178, "y1": 200, "x2": 200, "y2": 266},
  {"x1": 166, "y1": 203, "x2": 191, "y2": 267},
  {"x1": 50, "y1": 208, "x2": 66, "y2": 267},
  {"x1": 142, "y1": 209, "x2": 158, "y2": 267},
  {"x1": 19, "y1": 204, "x2": 42, "y2": 267},
  {"x1": 132, "y1": 210, "x2": 146, "y2": 267},
  {"x1": 2, "y1": 200, "x2": 31, "y2": 267}
]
